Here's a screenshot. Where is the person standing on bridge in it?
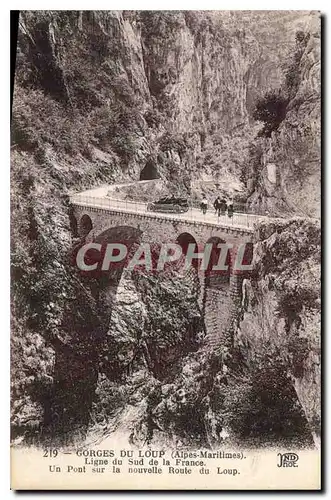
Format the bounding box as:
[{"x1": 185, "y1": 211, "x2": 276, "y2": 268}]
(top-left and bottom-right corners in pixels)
[
  {"x1": 220, "y1": 198, "x2": 227, "y2": 216},
  {"x1": 213, "y1": 196, "x2": 222, "y2": 217},
  {"x1": 227, "y1": 201, "x2": 234, "y2": 218},
  {"x1": 201, "y1": 196, "x2": 208, "y2": 215}
]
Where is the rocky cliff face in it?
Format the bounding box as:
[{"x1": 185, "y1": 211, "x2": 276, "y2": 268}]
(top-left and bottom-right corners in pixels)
[
  {"x1": 14, "y1": 11, "x2": 319, "y2": 203},
  {"x1": 236, "y1": 219, "x2": 321, "y2": 444},
  {"x1": 247, "y1": 22, "x2": 320, "y2": 217}
]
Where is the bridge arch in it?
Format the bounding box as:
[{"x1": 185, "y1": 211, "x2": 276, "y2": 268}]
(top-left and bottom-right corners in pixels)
[
  {"x1": 205, "y1": 236, "x2": 231, "y2": 289},
  {"x1": 139, "y1": 159, "x2": 160, "y2": 180},
  {"x1": 92, "y1": 225, "x2": 142, "y2": 279},
  {"x1": 79, "y1": 214, "x2": 93, "y2": 238},
  {"x1": 176, "y1": 232, "x2": 199, "y2": 269}
]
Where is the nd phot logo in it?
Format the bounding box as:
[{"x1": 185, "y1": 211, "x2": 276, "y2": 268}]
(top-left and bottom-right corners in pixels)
[{"x1": 277, "y1": 453, "x2": 299, "y2": 468}]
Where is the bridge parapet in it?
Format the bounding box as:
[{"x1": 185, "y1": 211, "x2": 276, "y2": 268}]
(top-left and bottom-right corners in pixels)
[{"x1": 70, "y1": 193, "x2": 258, "y2": 240}]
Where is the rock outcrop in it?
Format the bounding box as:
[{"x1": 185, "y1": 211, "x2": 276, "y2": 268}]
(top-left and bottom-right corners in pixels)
[{"x1": 235, "y1": 218, "x2": 321, "y2": 444}]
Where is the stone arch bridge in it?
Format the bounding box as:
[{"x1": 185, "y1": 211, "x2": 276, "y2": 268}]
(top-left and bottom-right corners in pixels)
[{"x1": 69, "y1": 186, "x2": 259, "y2": 351}]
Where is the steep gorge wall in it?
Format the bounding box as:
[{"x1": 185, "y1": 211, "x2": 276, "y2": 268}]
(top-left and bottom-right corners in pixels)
[
  {"x1": 235, "y1": 219, "x2": 321, "y2": 444},
  {"x1": 14, "y1": 11, "x2": 318, "y2": 196},
  {"x1": 247, "y1": 20, "x2": 320, "y2": 217}
]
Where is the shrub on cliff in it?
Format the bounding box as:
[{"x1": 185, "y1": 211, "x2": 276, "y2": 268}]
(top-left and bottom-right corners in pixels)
[
  {"x1": 252, "y1": 30, "x2": 311, "y2": 138},
  {"x1": 144, "y1": 108, "x2": 164, "y2": 128},
  {"x1": 253, "y1": 89, "x2": 288, "y2": 138},
  {"x1": 158, "y1": 131, "x2": 187, "y2": 156},
  {"x1": 11, "y1": 86, "x2": 92, "y2": 155}
]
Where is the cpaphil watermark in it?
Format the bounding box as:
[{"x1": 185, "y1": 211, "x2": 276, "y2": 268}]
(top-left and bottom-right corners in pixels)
[{"x1": 73, "y1": 241, "x2": 253, "y2": 277}]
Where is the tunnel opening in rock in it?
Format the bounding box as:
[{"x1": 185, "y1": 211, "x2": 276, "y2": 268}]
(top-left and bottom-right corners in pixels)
[{"x1": 140, "y1": 160, "x2": 160, "y2": 180}]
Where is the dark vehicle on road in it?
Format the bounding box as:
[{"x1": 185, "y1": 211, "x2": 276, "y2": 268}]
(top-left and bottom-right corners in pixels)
[{"x1": 147, "y1": 196, "x2": 189, "y2": 214}]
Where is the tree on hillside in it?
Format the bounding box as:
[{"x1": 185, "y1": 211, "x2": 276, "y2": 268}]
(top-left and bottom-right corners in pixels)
[{"x1": 253, "y1": 89, "x2": 288, "y2": 138}]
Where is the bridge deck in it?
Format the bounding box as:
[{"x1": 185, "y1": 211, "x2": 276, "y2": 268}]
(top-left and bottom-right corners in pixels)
[{"x1": 70, "y1": 191, "x2": 265, "y2": 231}]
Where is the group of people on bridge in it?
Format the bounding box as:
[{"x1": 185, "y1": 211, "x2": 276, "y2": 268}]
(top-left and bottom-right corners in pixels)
[{"x1": 200, "y1": 196, "x2": 234, "y2": 218}]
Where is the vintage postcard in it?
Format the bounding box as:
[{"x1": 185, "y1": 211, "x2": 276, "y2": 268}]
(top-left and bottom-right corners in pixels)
[{"x1": 10, "y1": 10, "x2": 321, "y2": 490}]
